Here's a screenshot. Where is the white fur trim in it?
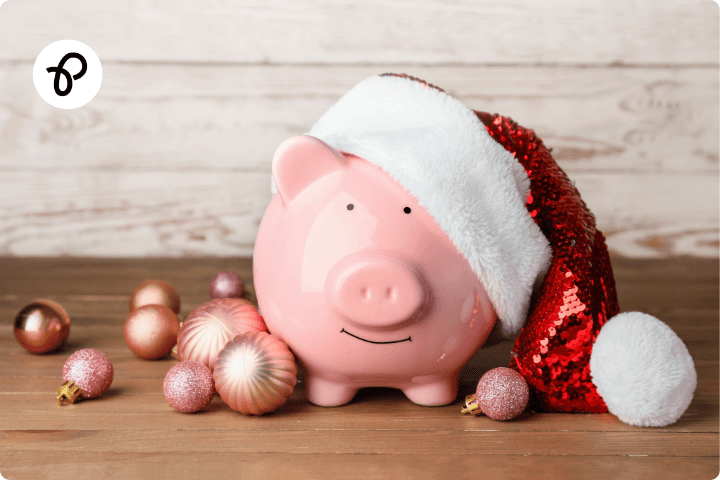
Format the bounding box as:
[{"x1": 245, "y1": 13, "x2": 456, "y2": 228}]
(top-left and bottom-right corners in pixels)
[
  {"x1": 590, "y1": 312, "x2": 697, "y2": 427},
  {"x1": 306, "y1": 75, "x2": 551, "y2": 336}
]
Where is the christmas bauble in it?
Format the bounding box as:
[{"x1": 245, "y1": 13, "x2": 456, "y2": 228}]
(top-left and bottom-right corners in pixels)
[
  {"x1": 14, "y1": 299, "x2": 70, "y2": 354},
  {"x1": 475, "y1": 367, "x2": 529, "y2": 420},
  {"x1": 177, "y1": 298, "x2": 267, "y2": 370},
  {"x1": 124, "y1": 304, "x2": 180, "y2": 360},
  {"x1": 213, "y1": 332, "x2": 297, "y2": 415},
  {"x1": 209, "y1": 271, "x2": 244, "y2": 299},
  {"x1": 60, "y1": 349, "x2": 114, "y2": 403},
  {"x1": 163, "y1": 361, "x2": 215, "y2": 413},
  {"x1": 130, "y1": 279, "x2": 181, "y2": 314}
]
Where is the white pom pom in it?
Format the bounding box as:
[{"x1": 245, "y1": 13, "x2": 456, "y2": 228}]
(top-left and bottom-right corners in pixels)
[{"x1": 590, "y1": 312, "x2": 696, "y2": 427}]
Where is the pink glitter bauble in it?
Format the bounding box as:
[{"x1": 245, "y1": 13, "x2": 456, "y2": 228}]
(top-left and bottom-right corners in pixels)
[
  {"x1": 476, "y1": 367, "x2": 529, "y2": 421},
  {"x1": 213, "y1": 332, "x2": 297, "y2": 415},
  {"x1": 209, "y1": 271, "x2": 244, "y2": 299},
  {"x1": 177, "y1": 298, "x2": 268, "y2": 370},
  {"x1": 163, "y1": 361, "x2": 215, "y2": 413},
  {"x1": 62, "y1": 349, "x2": 114, "y2": 399}
]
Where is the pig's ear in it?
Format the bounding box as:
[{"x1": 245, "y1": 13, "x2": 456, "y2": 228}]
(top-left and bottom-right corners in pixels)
[{"x1": 272, "y1": 135, "x2": 346, "y2": 205}]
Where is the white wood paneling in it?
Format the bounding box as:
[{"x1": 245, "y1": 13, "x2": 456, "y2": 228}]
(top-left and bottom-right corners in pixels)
[
  {"x1": 0, "y1": 171, "x2": 272, "y2": 257},
  {"x1": 0, "y1": 0, "x2": 716, "y2": 65},
  {"x1": 0, "y1": 65, "x2": 716, "y2": 172},
  {"x1": 0, "y1": 170, "x2": 715, "y2": 258},
  {"x1": 574, "y1": 173, "x2": 719, "y2": 258},
  {"x1": 0, "y1": 0, "x2": 717, "y2": 258}
]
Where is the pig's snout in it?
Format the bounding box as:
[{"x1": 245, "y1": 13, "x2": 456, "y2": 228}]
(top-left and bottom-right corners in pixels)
[{"x1": 326, "y1": 253, "x2": 428, "y2": 329}]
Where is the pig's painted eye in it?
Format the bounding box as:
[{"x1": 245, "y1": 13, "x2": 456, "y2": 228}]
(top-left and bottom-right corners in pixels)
[
  {"x1": 347, "y1": 204, "x2": 354, "y2": 211},
  {"x1": 404, "y1": 207, "x2": 411, "y2": 214}
]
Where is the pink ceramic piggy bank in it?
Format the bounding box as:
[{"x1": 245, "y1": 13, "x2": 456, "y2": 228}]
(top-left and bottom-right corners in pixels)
[{"x1": 254, "y1": 135, "x2": 497, "y2": 407}]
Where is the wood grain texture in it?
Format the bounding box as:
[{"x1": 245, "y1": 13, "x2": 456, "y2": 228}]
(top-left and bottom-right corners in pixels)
[
  {"x1": 0, "y1": 170, "x2": 715, "y2": 257},
  {"x1": 1, "y1": 65, "x2": 717, "y2": 172},
  {"x1": 0, "y1": 257, "x2": 716, "y2": 479},
  {"x1": 0, "y1": 0, "x2": 717, "y2": 259},
  {"x1": 0, "y1": 65, "x2": 717, "y2": 257},
  {"x1": 0, "y1": 453, "x2": 717, "y2": 480},
  {"x1": 2, "y1": 429, "x2": 719, "y2": 457},
  {"x1": 0, "y1": 0, "x2": 716, "y2": 65}
]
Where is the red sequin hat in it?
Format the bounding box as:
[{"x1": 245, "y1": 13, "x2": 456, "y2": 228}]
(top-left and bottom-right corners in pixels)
[{"x1": 304, "y1": 73, "x2": 697, "y2": 427}]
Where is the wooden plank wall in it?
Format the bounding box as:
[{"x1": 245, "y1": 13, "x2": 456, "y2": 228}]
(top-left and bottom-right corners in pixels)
[{"x1": 0, "y1": 0, "x2": 717, "y2": 258}]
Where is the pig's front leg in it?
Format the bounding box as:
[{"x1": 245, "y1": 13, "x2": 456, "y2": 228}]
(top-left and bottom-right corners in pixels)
[
  {"x1": 402, "y1": 375, "x2": 459, "y2": 406},
  {"x1": 305, "y1": 375, "x2": 359, "y2": 407}
]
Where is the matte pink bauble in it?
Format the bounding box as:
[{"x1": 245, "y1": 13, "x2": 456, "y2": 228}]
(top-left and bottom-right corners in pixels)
[
  {"x1": 130, "y1": 279, "x2": 181, "y2": 314},
  {"x1": 209, "y1": 271, "x2": 244, "y2": 299},
  {"x1": 213, "y1": 332, "x2": 297, "y2": 415},
  {"x1": 475, "y1": 367, "x2": 529, "y2": 420},
  {"x1": 61, "y1": 349, "x2": 114, "y2": 400},
  {"x1": 177, "y1": 298, "x2": 268, "y2": 370},
  {"x1": 124, "y1": 304, "x2": 180, "y2": 360},
  {"x1": 163, "y1": 361, "x2": 215, "y2": 413}
]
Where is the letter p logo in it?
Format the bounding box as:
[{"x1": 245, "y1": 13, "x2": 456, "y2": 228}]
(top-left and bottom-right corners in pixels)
[{"x1": 33, "y1": 40, "x2": 102, "y2": 109}]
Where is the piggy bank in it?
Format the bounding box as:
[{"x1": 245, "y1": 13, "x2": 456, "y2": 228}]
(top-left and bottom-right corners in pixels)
[
  {"x1": 254, "y1": 74, "x2": 697, "y2": 429},
  {"x1": 253, "y1": 135, "x2": 497, "y2": 407}
]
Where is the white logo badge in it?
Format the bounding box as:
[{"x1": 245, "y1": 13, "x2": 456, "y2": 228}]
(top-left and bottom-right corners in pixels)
[{"x1": 33, "y1": 40, "x2": 102, "y2": 109}]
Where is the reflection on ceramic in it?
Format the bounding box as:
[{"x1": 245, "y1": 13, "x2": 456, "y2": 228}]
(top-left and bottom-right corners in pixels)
[{"x1": 254, "y1": 136, "x2": 497, "y2": 407}]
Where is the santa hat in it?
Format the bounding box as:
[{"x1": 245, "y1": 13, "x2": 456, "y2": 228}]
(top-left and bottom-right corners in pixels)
[
  {"x1": 308, "y1": 74, "x2": 552, "y2": 338},
  {"x1": 290, "y1": 73, "x2": 697, "y2": 427}
]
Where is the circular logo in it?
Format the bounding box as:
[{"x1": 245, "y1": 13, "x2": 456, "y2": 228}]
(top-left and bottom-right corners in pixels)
[{"x1": 33, "y1": 40, "x2": 102, "y2": 109}]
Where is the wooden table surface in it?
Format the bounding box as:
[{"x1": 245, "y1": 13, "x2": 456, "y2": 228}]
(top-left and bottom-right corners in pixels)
[{"x1": 0, "y1": 257, "x2": 717, "y2": 479}]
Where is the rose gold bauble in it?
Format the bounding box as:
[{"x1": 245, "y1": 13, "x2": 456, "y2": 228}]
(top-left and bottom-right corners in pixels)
[
  {"x1": 213, "y1": 332, "x2": 297, "y2": 415},
  {"x1": 124, "y1": 304, "x2": 180, "y2": 360},
  {"x1": 170, "y1": 320, "x2": 184, "y2": 360},
  {"x1": 177, "y1": 298, "x2": 267, "y2": 370},
  {"x1": 129, "y1": 279, "x2": 181, "y2": 314},
  {"x1": 14, "y1": 299, "x2": 70, "y2": 354},
  {"x1": 475, "y1": 367, "x2": 530, "y2": 421},
  {"x1": 62, "y1": 348, "x2": 114, "y2": 399},
  {"x1": 209, "y1": 271, "x2": 245, "y2": 299},
  {"x1": 163, "y1": 361, "x2": 215, "y2": 413}
]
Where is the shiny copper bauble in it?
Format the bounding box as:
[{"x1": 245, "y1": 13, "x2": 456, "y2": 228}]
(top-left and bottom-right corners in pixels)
[
  {"x1": 209, "y1": 271, "x2": 245, "y2": 299},
  {"x1": 124, "y1": 304, "x2": 180, "y2": 360},
  {"x1": 14, "y1": 299, "x2": 70, "y2": 354},
  {"x1": 129, "y1": 279, "x2": 181, "y2": 313},
  {"x1": 177, "y1": 298, "x2": 267, "y2": 370}
]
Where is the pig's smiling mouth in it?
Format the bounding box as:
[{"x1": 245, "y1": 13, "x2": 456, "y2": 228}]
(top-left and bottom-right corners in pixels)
[{"x1": 340, "y1": 328, "x2": 411, "y2": 344}]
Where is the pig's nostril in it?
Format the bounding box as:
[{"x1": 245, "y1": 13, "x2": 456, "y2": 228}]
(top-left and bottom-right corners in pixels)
[
  {"x1": 361, "y1": 288, "x2": 370, "y2": 299},
  {"x1": 385, "y1": 287, "x2": 395, "y2": 300}
]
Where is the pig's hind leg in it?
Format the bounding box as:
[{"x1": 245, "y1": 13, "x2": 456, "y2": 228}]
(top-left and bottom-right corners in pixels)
[
  {"x1": 305, "y1": 375, "x2": 359, "y2": 407},
  {"x1": 402, "y1": 376, "x2": 459, "y2": 406}
]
